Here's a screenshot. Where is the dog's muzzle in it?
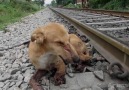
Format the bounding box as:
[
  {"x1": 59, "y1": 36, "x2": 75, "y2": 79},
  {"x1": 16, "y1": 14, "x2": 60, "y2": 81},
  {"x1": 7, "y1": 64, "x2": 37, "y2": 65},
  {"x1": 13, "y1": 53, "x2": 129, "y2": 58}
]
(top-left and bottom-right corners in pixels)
[
  {"x1": 72, "y1": 56, "x2": 80, "y2": 63},
  {"x1": 59, "y1": 55, "x2": 68, "y2": 65}
]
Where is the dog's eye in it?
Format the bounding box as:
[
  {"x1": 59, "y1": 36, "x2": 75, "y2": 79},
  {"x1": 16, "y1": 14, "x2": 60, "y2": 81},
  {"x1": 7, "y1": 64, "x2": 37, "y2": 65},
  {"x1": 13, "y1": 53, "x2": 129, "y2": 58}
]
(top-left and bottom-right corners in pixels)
[
  {"x1": 56, "y1": 41, "x2": 64, "y2": 45},
  {"x1": 83, "y1": 51, "x2": 87, "y2": 55}
]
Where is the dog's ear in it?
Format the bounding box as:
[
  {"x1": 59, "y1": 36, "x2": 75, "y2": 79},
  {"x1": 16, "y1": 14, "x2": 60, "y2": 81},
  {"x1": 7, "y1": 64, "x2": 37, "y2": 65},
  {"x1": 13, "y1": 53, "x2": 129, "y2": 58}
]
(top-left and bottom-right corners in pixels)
[
  {"x1": 31, "y1": 34, "x2": 36, "y2": 42},
  {"x1": 31, "y1": 33, "x2": 45, "y2": 44}
]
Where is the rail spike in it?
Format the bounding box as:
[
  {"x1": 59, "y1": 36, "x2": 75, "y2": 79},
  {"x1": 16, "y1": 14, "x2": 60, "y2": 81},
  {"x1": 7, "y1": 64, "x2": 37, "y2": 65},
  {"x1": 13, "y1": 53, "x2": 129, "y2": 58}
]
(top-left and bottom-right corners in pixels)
[{"x1": 108, "y1": 62, "x2": 129, "y2": 79}]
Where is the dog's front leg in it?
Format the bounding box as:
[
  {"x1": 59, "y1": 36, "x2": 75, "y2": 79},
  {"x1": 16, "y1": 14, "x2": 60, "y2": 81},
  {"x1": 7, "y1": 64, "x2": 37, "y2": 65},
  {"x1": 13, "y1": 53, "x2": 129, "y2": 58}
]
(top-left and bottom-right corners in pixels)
[
  {"x1": 54, "y1": 73, "x2": 66, "y2": 86},
  {"x1": 29, "y1": 70, "x2": 47, "y2": 90},
  {"x1": 75, "y1": 61, "x2": 87, "y2": 72}
]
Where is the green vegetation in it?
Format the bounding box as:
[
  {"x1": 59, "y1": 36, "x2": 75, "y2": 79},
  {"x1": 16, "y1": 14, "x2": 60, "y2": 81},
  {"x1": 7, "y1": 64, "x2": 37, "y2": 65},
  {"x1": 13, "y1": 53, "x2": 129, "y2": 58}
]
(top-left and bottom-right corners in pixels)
[
  {"x1": 50, "y1": 0, "x2": 129, "y2": 11},
  {"x1": 51, "y1": 0, "x2": 77, "y2": 7},
  {"x1": 89, "y1": 0, "x2": 129, "y2": 11},
  {"x1": 0, "y1": 0, "x2": 41, "y2": 30},
  {"x1": 64, "y1": 3, "x2": 81, "y2": 8}
]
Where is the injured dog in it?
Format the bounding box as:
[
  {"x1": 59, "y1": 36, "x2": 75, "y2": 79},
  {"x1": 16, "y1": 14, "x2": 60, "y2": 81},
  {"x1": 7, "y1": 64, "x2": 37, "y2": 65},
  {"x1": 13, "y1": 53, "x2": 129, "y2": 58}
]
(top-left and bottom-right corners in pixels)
[
  {"x1": 69, "y1": 34, "x2": 92, "y2": 72},
  {"x1": 28, "y1": 23, "x2": 79, "y2": 90}
]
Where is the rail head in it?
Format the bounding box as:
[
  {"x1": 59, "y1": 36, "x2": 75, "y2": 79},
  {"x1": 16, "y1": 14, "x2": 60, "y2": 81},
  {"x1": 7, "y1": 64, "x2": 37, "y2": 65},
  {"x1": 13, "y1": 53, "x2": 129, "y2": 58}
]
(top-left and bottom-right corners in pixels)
[{"x1": 62, "y1": 8, "x2": 129, "y2": 18}]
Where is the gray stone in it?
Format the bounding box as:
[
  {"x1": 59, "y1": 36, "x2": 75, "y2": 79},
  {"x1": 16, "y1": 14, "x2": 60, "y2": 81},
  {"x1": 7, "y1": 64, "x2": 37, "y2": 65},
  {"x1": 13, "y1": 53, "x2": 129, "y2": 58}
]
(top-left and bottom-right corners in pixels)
[
  {"x1": 2, "y1": 81, "x2": 10, "y2": 90},
  {"x1": 13, "y1": 87, "x2": 21, "y2": 90},
  {"x1": 0, "y1": 66, "x2": 5, "y2": 72},
  {"x1": 66, "y1": 65, "x2": 75, "y2": 78},
  {"x1": 115, "y1": 84, "x2": 129, "y2": 90},
  {"x1": 98, "y1": 83, "x2": 108, "y2": 90},
  {"x1": 16, "y1": 81, "x2": 22, "y2": 87},
  {"x1": 60, "y1": 84, "x2": 69, "y2": 89},
  {"x1": 93, "y1": 53, "x2": 100, "y2": 58},
  {"x1": 17, "y1": 53, "x2": 22, "y2": 59},
  {"x1": 25, "y1": 69, "x2": 34, "y2": 74},
  {"x1": 0, "y1": 52, "x2": 3, "y2": 57},
  {"x1": 10, "y1": 68, "x2": 20, "y2": 75},
  {"x1": 18, "y1": 45, "x2": 25, "y2": 49},
  {"x1": 9, "y1": 82, "x2": 15, "y2": 87},
  {"x1": 22, "y1": 57, "x2": 28, "y2": 63},
  {"x1": 11, "y1": 75, "x2": 18, "y2": 80},
  {"x1": 1, "y1": 60, "x2": 8, "y2": 66},
  {"x1": 86, "y1": 66, "x2": 94, "y2": 72},
  {"x1": 12, "y1": 63, "x2": 19, "y2": 68},
  {"x1": 5, "y1": 64, "x2": 12, "y2": 68},
  {"x1": 0, "y1": 74, "x2": 11, "y2": 82},
  {"x1": 66, "y1": 72, "x2": 75, "y2": 78},
  {"x1": 95, "y1": 61, "x2": 102, "y2": 67},
  {"x1": 21, "y1": 67, "x2": 29, "y2": 72},
  {"x1": 24, "y1": 73, "x2": 33, "y2": 83},
  {"x1": 93, "y1": 71, "x2": 104, "y2": 81},
  {"x1": 108, "y1": 85, "x2": 115, "y2": 90},
  {"x1": 20, "y1": 83, "x2": 29, "y2": 90},
  {"x1": 8, "y1": 85, "x2": 16, "y2": 90},
  {"x1": 9, "y1": 55, "x2": 16, "y2": 61},
  {"x1": 92, "y1": 85, "x2": 103, "y2": 90},
  {"x1": 108, "y1": 83, "x2": 115, "y2": 90},
  {"x1": 72, "y1": 72, "x2": 98, "y2": 88},
  {"x1": 16, "y1": 71, "x2": 21, "y2": 74},
  {"x1": 81, "y1": 87, "x2": 91, "y2": 90},
  {"x1": 0, "y1": 82, "x2": 5, "y2": 88},
  {"x1": 24, "y1": 63, "x2": 32, "y2": 67},
  {"x1": 95, "y1": 61, "x2": 103, "y2": 70},
  {"x1": 18, "y1": 74, "x2": 24, "y2": 81}
]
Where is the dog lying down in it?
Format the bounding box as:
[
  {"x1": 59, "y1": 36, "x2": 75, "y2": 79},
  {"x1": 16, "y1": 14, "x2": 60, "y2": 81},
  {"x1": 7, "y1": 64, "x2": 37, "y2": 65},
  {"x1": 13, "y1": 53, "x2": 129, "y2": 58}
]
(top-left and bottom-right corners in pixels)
[{"x1": 28, "y1": 23, "x2": 79, "y2": 90}]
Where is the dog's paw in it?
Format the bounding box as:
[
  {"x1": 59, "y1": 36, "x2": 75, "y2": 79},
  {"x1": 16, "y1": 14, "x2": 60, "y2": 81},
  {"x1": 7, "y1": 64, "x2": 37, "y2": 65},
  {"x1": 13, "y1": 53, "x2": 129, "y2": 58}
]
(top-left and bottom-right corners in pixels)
[
  {"x1": 54, "y1": 75, "x2": 66, "y2": 86},
  {"x1": 29, "y1": 78, "x2": 44, "y2": 90}
]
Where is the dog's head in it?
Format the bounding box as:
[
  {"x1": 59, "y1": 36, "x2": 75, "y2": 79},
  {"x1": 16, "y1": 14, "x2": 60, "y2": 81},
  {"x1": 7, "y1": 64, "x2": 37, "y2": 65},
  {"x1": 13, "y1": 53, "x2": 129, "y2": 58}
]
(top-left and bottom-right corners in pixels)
[
  {"x1": 69, "y1": 34, "x2": 92, "y2": 62},
  {"x1": 31, "y1": 23, "x2": 79, "y2": 64}
]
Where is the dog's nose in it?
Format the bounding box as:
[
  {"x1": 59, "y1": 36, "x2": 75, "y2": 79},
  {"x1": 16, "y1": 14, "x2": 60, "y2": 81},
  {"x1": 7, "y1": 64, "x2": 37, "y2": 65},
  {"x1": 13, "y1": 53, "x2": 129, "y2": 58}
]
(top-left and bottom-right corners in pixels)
[{"x1": 73, "y1": 56, "x2": 80, "y2": 63}]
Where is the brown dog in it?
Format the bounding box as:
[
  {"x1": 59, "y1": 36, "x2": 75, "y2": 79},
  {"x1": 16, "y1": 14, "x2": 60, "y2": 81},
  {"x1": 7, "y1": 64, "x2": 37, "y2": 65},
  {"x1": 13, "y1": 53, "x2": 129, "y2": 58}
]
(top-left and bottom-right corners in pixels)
[
  {"x1": 28, "y1": 23, "x2": 79, "y2": 90},
  {"x1": 69, "y1": 34, "x2": 92, "y2": 72}
]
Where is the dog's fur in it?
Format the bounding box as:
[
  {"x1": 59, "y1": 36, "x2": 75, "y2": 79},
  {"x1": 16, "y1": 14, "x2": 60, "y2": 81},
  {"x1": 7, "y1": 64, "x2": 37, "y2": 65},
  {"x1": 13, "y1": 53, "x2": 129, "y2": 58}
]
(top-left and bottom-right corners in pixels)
[
  {"x1": 28, "y1": 23, "x2": 79, "y2": 89},
  {"x1": 69, "y1": 34, "x2": 91, "y2": 61},
  {"x1": 29, "y1": 23, "x2": 78, "y2": 69}
]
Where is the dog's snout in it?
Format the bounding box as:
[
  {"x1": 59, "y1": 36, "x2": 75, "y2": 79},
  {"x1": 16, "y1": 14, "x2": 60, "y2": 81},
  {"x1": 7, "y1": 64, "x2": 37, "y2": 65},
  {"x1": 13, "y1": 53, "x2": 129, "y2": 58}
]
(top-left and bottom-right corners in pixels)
[{"x1": 73, "y1": 56, "x2": 80, "y2": 63}]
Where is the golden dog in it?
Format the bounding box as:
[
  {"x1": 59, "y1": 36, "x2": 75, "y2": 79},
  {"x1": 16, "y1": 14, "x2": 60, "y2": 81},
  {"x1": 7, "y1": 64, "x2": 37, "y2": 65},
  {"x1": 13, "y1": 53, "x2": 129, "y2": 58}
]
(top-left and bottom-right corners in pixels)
[
  {"x1": 28, "y1": 23, "x2": 79, "y2": 90},
  {"x1": 69, "y1": 34, "x2": 92, "y2": 72}
]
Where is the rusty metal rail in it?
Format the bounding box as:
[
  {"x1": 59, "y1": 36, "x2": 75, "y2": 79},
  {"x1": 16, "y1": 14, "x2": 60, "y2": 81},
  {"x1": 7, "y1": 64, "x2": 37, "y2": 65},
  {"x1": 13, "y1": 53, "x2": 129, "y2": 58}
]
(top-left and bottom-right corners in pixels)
[
  {"x1": 50, "y1": 8, "x2": 129, "y2": 72},
  {"x1": 63, "y1": 8, "x2": 129, "y2": 18}
]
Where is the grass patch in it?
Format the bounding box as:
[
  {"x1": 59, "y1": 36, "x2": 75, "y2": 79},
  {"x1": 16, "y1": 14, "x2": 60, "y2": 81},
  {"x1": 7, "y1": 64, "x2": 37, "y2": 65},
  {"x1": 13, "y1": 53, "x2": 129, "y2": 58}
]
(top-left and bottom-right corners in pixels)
[
  {"x1": 89, "y1": 0, "x2": 129, "y2": 11},
  {"x1": 0, "y1": 1, "x2": 41, "y2": 30},
  {"x1": 64, "y1": 3, "x2": 81, "y2": 8}
]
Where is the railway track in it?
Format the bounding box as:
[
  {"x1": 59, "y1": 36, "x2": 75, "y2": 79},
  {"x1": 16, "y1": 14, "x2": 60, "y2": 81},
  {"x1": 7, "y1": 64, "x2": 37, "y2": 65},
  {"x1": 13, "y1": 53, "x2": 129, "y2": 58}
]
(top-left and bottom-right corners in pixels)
[
  {"x1": 0, "y1": 8, "x2": 129, "y2": 90},
  {"x1": 65, "y1": 8, "x2": 129, "y2": 17},
  {"x1": 50, "y1": 8, "x2": 129, "y2": 73}
]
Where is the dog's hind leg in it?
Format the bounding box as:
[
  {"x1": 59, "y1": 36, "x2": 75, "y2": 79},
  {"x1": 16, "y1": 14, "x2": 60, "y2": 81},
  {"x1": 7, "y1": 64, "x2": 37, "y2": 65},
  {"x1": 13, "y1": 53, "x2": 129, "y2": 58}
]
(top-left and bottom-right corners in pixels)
[{"x1": 29, "y1": 70, "x2": 48, "y2": 90}]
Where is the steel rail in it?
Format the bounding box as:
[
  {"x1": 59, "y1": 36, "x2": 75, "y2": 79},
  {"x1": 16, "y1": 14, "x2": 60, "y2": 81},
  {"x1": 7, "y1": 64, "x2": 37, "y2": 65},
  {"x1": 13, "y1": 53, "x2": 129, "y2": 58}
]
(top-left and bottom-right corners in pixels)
[
  {"x1": 63, "y1": 8, "x2": 129, "y2": 18},
  {"x1": 50, "y1": 8, "x2": 129, "y2": 72}
]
